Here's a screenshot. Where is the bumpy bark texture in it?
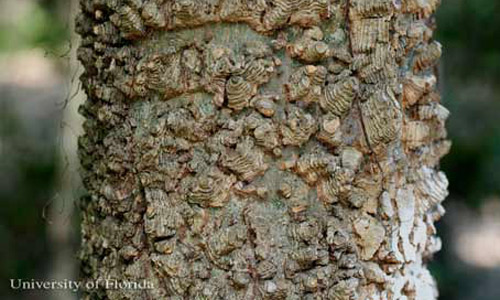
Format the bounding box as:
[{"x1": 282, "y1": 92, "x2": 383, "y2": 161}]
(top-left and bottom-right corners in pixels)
[{"x1": 77, "y1": 0, "x2": 449, "y2": 299}]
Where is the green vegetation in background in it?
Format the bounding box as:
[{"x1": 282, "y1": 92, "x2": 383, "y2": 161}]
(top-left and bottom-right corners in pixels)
[
  {"x1": 0, "y1": 101, "x2": 57, "y2": 296},
  {"x1": 0, "y1": 1, "x2": 68, "y2": 53},
  {"x1": 436, "y1": 0, "x2": 500, "y2": 81},
  {"x1": 0, "y1": 2, "x2": 69, "y2": 298},
  {"x1": 433, "y1": 1, "x2": 500, "y2": 299},
  {"x1": 437, "y1": 0, "x2": 500, "y2": 208}
]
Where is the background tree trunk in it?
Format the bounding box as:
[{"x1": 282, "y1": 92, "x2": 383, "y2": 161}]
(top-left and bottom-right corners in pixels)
[{"x1": 76, "y1": 0, "x2": 449, "y2": 299}]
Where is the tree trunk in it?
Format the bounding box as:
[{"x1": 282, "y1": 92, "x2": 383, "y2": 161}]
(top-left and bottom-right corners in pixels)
[{"x1": 76, "y1": 0, "x2": 449, "y2": 299}]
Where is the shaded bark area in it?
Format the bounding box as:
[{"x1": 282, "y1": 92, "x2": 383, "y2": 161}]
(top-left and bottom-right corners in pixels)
[{"x1": 77, "y1": 0, "x2": 449, "y2": 299}]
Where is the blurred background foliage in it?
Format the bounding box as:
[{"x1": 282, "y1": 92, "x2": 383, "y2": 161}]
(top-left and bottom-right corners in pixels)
[
  {"x1": 0, "y1": 0, "x2": 499, "y2": 299},
  {"x1": 437, "y1": 0, "x2": 500, "y2": 207},
  {"x1": 0, "y1": 1, "x2": 78, "y2": 299},
  {"x1": 0, "y1": 0, "x2": 68, "y2": 53},
  {"x1": 431, "y1": 0, "x2": 500, "y2": 299}
]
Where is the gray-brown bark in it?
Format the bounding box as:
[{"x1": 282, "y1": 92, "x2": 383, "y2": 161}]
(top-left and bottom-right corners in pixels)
[{"x1": 76, "y1": 0, "x2": 449, "y2": 299}]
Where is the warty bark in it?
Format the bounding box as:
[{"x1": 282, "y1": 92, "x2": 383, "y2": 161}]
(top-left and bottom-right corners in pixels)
[{"x1": 76, "y1": 0, "x2": 449, "y2": 299}]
